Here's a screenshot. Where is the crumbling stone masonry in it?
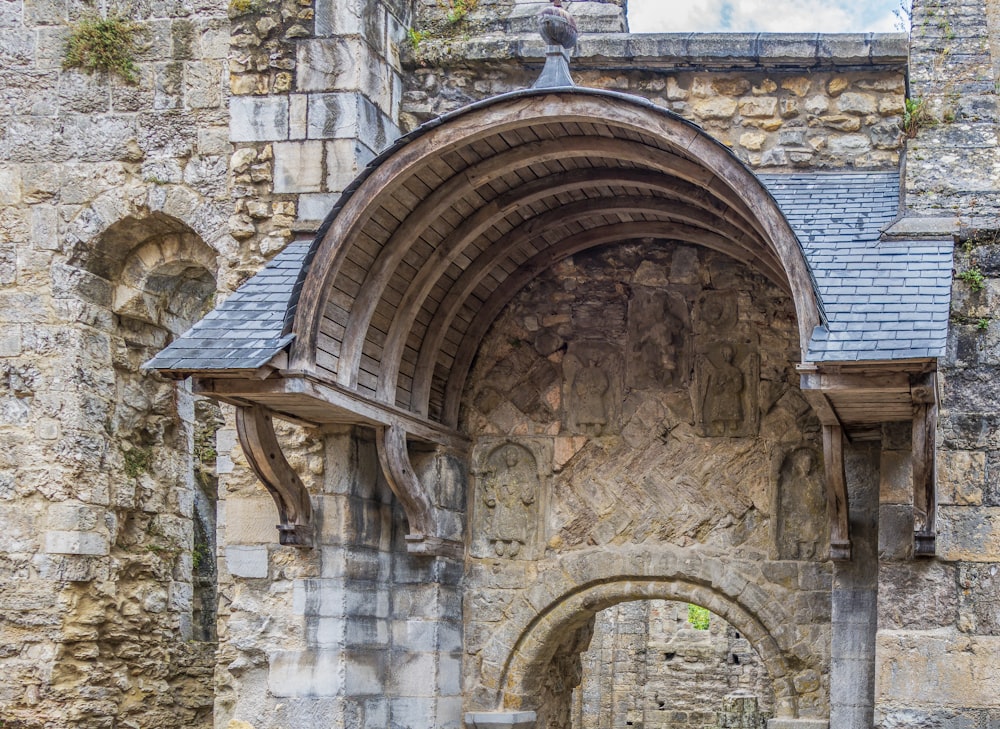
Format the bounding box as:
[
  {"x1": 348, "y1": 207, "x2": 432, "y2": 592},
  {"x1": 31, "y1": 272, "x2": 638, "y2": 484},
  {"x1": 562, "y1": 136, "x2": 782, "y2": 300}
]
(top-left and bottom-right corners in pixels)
[{"x1": 2, "y1": 0, "x2": 1000, "y2": 728}]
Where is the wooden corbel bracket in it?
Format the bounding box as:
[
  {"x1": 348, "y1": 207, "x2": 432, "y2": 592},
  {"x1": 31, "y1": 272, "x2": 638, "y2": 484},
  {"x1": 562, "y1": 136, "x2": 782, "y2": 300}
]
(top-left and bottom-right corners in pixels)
[
  {"x1": 823, "y1": 424, "x2": 852, "y2": 561},
  {"x1": 911, "y1": 373, "x2": 938, "y2": 557},
  {"x1": 376, "y1": 422, "x2": 464, "y2": 560},
  {"x1": 235, "y1": 404, "x2": 314, "y2": 548}
]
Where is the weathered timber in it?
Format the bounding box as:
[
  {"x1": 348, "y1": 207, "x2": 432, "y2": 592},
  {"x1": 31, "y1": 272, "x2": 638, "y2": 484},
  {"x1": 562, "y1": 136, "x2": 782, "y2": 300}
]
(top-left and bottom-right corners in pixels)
[
  {"x1": 823, "y1": 424, "x2": 852, "y2": 561},
  {"x1": 235, "y1": 404, "x2": 314, "y2": 548}
]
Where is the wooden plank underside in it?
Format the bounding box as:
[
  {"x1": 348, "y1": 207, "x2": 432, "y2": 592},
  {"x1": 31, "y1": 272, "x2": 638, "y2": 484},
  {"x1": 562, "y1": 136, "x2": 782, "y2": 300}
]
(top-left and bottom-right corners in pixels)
[{"x1": 194, "y1": 375, "x2": 470, "y2": 451}]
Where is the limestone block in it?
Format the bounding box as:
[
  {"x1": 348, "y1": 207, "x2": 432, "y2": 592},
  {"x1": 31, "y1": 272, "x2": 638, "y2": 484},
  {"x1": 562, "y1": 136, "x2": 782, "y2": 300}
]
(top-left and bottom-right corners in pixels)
[
  {"x1": 268, "y1": 650, "x2": 344, "y2": 697},
  {"x1": 0, "y1": 325, "x2": 21, "y2": 356},
  {"x1": 740, "y1": 97, "x2": 778, "y2": 118},
  {"x1": 314, "y1": 0, "x2": 361, "y2": 36},
  {"x1": 768, "y1": 721, "x2": 828, "y2": 729},
  {"x1": 878, "y1": 562, "x2": 958, "y2": 629},
  {"x1": 0, "y1": 166, "x2": 21, "y2": 204},
  {"x1": 44, "y1": 530, "x2": 108, "y2": 555},
  {"x1": 225, "y1": 545, "x2": 269, "y2": 578},
  {"x1": 837, "y1": 92, "x2": 878, "y2": 115},
  {"x1": 289, "y1": 94, "x2": 307, "y2": 140},
  {"x1": 46, "y1": 503, "x2": 103, "y2": 532},
  {"x1": 938, "y1": 450, "x2": 986, "y2": 505},
  {"x1": 875, "y1": 631, "x2": 1000, "y2": 709},
  {"x1": 225, "y1": 497, "x2": 280, "y2": 544},
  {"x1": 938, "y1": 507, "x2": 1000, "y2": 562},
  {"x1": 465, "y1": 711, "x2": 537, "y2": 729},
  {"x1": 388, "y1": 651, "x2": 437, "y2": 695},
  {"x1": 325, "y1": 139, "x2": 375, "y2": 194},
  {"x1": 879, "y1": 450, "x2": 912, "y2": 505},
  {"x1": 343, "y1": 649, "x2": 385, "y2": 695},
  {"x1": 273, "y1": 141, "x2": 324, "y2": 193},
  {"x1": 184, "y1": 61, "x2": 223, "y2": 110},
  {"x1": 230, "y1": 96, "x2": 289, "y2": 142},
  {"x1": 693, "y1": 96, "x2": 738, "y2": 120}
]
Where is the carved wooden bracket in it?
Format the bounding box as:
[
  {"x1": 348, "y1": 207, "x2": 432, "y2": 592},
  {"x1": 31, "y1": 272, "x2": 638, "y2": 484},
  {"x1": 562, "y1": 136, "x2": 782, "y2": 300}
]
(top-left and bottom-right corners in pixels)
[
  {"x1": 376, "y1": 422, "x2": 464, "y2": 559},
  {"x1": 235, "y1": 405, "x2": 314, "y2": 548},
  {"x1": 823, "y1": 424, "x2": 852, "y2": 561},
  {"x1": 912, "y1": 374, "x2": 938, "y2": 557}
]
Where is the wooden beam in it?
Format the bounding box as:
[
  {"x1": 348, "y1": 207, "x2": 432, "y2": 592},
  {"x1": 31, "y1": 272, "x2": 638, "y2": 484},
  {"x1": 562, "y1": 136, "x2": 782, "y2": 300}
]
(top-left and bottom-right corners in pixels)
[
  {"x1": 195, "y1": 374, "x2": 470, "y2": 451},
  {"x1": 235, "y1": 405, "x2": 314, "y2": 548},
  {"x1": 376, "y1": 423, "x2": 464, "y2": 560},
  {"x1": 912, "y1": 373, "x2": 938, "y2": 557},
  {"x1": 823, "y1": 424, "x2": 852, "y2": 561}
]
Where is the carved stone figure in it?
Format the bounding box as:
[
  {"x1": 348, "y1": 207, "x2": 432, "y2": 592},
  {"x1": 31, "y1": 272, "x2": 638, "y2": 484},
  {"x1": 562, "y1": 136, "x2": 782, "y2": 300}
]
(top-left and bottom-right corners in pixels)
[
  {"x1": 694, "y1": 343, "x2": 759, "y2": 437},
  {"x1": 627, "y1": 290, "x2": 688, "y2": 390},
  {"x1": 698, "y1": 345, "x2": 744, "y2": 436},
  {"x1": 573, "y1": 359, "x2": 610, "y2": 434},
  {"x1": 774, "y1": 447, "x2": 826, "y2": 560},
  {"x1": 480, "y1": 443, "x2": 539, "y2": 558}
]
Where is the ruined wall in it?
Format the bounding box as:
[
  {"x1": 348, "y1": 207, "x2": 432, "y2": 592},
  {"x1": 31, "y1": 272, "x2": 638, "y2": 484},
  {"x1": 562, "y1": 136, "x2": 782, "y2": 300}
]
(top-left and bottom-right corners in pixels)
[
  {"x1": 461, "y1": 241, "x2": 832, "y2": 725},
  {"x1": 404, "y1": 2, "x2": 907, "y2": 171},
  {"x1": 574, "y1": 601, "x2": 773, "y2": 729}
]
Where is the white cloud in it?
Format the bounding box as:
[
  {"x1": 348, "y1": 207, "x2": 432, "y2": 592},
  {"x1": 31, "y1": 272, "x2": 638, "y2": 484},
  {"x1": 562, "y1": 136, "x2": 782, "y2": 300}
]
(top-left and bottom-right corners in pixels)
[{"x1": 628, "y1": 0, "x2": 903, "y2": 33}]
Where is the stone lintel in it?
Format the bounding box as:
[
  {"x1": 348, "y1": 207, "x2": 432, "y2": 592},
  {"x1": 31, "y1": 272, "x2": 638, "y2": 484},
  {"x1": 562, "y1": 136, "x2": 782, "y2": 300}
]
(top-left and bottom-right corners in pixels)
[
  {"x1": 407, "y1": 32, "x2": 908, "y2": 72},
  {"x1": 465, "y1": 712, "x2": 537, "y2": 729}
]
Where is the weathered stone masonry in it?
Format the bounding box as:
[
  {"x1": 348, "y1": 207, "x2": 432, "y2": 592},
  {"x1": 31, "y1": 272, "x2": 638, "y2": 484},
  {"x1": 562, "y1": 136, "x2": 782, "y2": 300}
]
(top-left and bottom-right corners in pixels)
[{"x1": 3, "y1": 0, "x2": 1000, "y2": 728}]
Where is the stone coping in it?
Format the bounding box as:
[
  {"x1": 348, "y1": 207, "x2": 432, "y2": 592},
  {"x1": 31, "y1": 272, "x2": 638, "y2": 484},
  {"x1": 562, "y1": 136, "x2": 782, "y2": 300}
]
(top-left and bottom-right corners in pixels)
[{"x1": 409, "y1": 32, "x2": 909, "y2": 71}]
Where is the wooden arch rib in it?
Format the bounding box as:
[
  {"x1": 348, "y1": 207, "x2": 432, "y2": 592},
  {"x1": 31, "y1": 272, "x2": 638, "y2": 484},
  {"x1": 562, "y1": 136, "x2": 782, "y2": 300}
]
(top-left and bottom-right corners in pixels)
[
  {"x1": 335, "y1": 137, "x2": 766, "y2": 390},
  {"x1": 290, "y1": 91, "x2": 822, "y2": 426},
  {"x1": 383, "y1": 195, "x2": 784, "y2": 411}
]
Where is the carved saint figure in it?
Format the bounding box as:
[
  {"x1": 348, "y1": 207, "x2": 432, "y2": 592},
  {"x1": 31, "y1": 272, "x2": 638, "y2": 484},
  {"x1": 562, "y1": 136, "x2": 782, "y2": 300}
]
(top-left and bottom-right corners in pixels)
[
  {"x1": 573, "y1": 358, "x2": 609, "y2": 435},
  {"x1": 481, "y1": 444, "x2": 538, "y2": 558},
  {"x1": 700, "y1": 344, "x2": 745, "y2": 436}
]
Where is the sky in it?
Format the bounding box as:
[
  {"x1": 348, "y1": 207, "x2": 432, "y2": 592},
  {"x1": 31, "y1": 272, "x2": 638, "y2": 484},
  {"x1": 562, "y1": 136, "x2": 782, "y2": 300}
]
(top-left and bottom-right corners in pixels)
[{"x1": 627, "y1": 0, "x2": 906, "y2": 33}]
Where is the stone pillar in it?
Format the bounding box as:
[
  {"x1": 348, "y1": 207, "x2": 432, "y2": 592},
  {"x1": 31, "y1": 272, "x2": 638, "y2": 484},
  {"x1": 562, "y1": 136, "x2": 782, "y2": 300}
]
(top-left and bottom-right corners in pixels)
[
  {"x1": 829, "y1": 443, "x2": 879, "y2": 729},
  {"x1": 465, "y1": 710, "x2": 538, "y2": 728},
  {"x1": 719, "y1": 692, "x2": 763, "y2": 728}
]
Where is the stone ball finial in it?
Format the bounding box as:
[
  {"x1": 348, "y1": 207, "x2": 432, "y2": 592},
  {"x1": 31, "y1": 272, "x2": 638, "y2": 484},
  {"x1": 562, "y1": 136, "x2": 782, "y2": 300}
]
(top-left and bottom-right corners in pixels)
[{"x1": 538, "y1": 1, "x2": 577, "y2": 49}]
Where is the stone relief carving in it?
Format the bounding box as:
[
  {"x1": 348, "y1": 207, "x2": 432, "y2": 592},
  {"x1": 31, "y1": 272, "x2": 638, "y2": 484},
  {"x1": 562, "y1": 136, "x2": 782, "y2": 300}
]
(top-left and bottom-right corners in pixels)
[
  {"x1": 563, "y1": 344, "x2": 621, "y2": 436},
  {"x1": 694, "y1": 342, "x2": 760, "y2": 438},
  {"x1": 477, "y1": 442, "x2": 540, "y2": 559},
  {"x1": 626, "y1": 289, "x2": 689, "y2": 390},
  {"x1": 772, "y1": 447, "x2": 827, "y2": 560}
]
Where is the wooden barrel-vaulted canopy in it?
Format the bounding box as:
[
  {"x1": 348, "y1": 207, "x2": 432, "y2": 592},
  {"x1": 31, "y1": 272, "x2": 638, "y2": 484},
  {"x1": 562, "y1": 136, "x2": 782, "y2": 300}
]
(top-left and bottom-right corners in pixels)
[{"x1": 287, "y1": 89, "x2": 823, "y2": 430}]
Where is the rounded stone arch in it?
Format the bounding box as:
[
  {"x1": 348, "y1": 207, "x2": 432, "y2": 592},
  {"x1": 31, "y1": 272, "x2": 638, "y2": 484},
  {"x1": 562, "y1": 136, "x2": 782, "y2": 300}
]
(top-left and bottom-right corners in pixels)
[
  {"x1": 288, "y1": 88, "x2": 823, "y2": 426},
  {"x1": 472, "y1": 546, "x2": 825, "y2": 722},
  {"x1": 65, "y1": 182, "x2": 237, "y2": 280}
]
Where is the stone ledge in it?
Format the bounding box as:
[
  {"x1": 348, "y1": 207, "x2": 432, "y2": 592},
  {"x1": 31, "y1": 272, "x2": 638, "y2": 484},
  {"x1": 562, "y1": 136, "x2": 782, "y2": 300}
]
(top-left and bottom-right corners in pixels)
[
  {"x1": 768, "y1": 721, "x2": 829, "y2": 729},
  {"x1": 408, "y1": 32, "x2": 908, "y2": 72},
  {"x1": 465, "y1": 712, "x2": 537, "y2": 729}
]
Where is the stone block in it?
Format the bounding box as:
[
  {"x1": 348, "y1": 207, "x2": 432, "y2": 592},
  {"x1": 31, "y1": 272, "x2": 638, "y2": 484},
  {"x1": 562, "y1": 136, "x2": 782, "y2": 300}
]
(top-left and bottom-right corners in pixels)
[
  {"x1": 225, "y1": 545, "x2": 269, "y2": 578},
  {"x1": 230, "y1": 96, "x2": 288, "y2": 142},
  {"x1": 46, "y1": 503, "x2": 102, "y2": 532},
  {"x1": 268, "y1": 650, "x2": 344, "y2": 697},
  {"x1": 878, "y1": 504, "x2": 914, "y2": 561},
  {"x1": 387, "y1": 651, "x2": 436, "y2": 695},
  {"x1": 325, "y1": 139, "x2": 375, "y2": 194},
  {"x1": 465, "y1": 711, "x2": 537, "y2": 729},
  {"x1": 44, "y1": 530, "x2": 108, "y2": 555},
  {"x1": 767, "y1": 721, "x2": 828, "y2": 729},
  {"x1": 225, "y1": 497, "x2": 279, "y2": 544},
  {"x1": 273, "y1": 141, "x2": 324, "y2": 193},
  {"x1": 938, "y1": 450, "x2": 986, "y2": 505},
  {"x1": 343, "y1": 649, "x2": 385, "y2": 695},
  {"x1": 314, "y1": 0, "x2": 361, "y2": 36},
  {"x1": 290, "y1": 94, "x2": 308, "y2": 140},
  {"x1": 0, "y1": 166, "x2": 21, "y2": 204},
  {"x1": 0, "y1": 325, "x2": 21, "y2": 356},
  {"x1": 879, "y1": 450, "x2": 912, "y2": 505},
  {"x1": 878, "y1": 562, "x2": 958, "y2": 630},
  {"x1": 297, "y1": 192, "x2": 338, "y2": 224},
  {"x1": 939, "y1": 507, "x2": 1000, "y2": 562}
]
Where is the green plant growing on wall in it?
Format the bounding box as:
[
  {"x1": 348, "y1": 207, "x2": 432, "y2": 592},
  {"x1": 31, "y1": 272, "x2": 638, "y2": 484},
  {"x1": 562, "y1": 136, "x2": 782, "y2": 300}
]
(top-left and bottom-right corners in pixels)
[
  {"x1": 903, "y1": 97, "x2": 931, "y2": 138},
  {"x1": 407, "y1": 27, "x2": 427, "y2": 49},
  {"x1": 439, "y1": 0, "x2": 478, "y2": 24},
  {"x1": 63, "y1": 15, "x2": 141, "y2": 83},
  {"x1": 958, "y1": 267, "x2": 986, "y2": 292},
  {"x1": 687, "y1": 604, "x2": 710, "y2": 630},
  {"x1": 976, "y1": 318, "x2": 990, "y2": 331},
  {"x1": 122, "y1": 446, "x2": 153, "y2": 478}
]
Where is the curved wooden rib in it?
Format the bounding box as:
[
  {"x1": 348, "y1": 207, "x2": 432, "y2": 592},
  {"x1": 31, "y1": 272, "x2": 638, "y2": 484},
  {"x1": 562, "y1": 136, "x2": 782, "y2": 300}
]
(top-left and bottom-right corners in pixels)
[
  {"x1": 376, "y1": 422, "x2": 463, "y2": 559},
  {"x1": 291, "y1": 92, "x2": 822, "y2": 375},
  {"x1": 380, "y1": 197, "x2": 782, "y2": 411},
  {"x1": 439, "y1": 221, "x2": 778, "y2": 426},
  {"x1": 235, "y1": 405, "x2": 314, "y2": 548},
  {"x1": 336, "y1": 137, "x2": 763, "y2": 389}
]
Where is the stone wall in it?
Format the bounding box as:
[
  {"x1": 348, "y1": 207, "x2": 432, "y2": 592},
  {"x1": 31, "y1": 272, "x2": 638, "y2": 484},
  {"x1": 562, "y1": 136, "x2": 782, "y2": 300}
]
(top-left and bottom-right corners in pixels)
[
  {"x1": 574, "y1": 601, "x2": 773, "y2": 729},
  {"x1": 461, "y1": 241, "x2": 833, "y2": 725}
]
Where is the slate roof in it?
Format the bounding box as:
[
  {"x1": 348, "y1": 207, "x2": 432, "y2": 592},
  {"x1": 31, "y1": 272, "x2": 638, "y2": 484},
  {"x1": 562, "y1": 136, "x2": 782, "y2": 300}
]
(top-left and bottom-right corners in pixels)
[
  {"x1": 147, "y1": 172, "x2": 953, "y2": 375},
  {"x1": 760, "y1": 172, "x2": 953, "y2": 362},
  {"x1": 144, "y1": 240, "x2": 308, "y2": 372}
]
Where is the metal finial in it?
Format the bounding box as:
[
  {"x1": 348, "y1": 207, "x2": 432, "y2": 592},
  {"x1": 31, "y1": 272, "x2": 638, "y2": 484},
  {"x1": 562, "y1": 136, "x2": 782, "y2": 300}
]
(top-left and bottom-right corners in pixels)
[{"x1": 533, "y1": 1, "x2": 577, "y2": 88}]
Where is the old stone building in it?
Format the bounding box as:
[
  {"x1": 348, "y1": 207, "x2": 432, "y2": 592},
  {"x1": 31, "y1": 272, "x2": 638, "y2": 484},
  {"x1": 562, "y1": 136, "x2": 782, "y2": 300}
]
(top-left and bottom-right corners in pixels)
[{"x1": 1, "y1": 0, "x2": 999, "y2": 727}]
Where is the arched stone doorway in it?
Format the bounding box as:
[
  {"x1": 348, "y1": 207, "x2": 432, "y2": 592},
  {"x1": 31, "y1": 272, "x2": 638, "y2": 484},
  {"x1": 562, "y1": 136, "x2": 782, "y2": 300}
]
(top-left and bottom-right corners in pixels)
[{"x1": 152, "y1": 87, "x2": 934, "y2": 729}]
